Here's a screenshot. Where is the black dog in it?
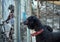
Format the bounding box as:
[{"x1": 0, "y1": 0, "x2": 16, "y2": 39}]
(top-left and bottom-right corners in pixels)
[{"x1": 24, "y1": 16, "x2": 60, "y2": 42}]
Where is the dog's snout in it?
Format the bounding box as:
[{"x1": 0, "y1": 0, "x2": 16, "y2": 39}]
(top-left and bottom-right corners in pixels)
[{"x1": 23, "y1": 20, "x2": 28, "y2": 25}]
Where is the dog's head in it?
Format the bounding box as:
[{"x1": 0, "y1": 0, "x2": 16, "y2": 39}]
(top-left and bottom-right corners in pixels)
[{"x1": 23, "y1": 16, "x2": 42, "y2": 30}]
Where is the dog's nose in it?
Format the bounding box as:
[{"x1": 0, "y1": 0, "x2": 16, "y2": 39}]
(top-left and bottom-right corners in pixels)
[{"x1": 23, "y1": 20, "x2": 28, "y2": 25}]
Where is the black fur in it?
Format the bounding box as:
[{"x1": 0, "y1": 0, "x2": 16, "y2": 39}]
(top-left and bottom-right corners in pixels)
[
  {"x1": 23, "y1": 16, "x2": 60, "y2": 42},
  {"x1": 44, "y1": 25, "x2": 53, "y2": 32}
]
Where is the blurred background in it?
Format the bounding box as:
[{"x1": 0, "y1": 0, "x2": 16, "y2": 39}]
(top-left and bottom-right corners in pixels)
[{"x1": 0, "y1": 0, "x2": 60, "y2": 42}]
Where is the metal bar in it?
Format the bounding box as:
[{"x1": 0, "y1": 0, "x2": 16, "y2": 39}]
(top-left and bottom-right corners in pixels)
[
  {"x1": 37, "y1": 0, "x2": 39, "y2": 18},
  {"x1": 27, "y1": 0, "x2": 31, "y2": 41},
  {"x1": 2, "y1": 0, "x2": 4, "y2": 20},
  {"x1": 14, "y1": 0, "x2": 17, "y2": 42},
  {"x1": 46, "y1": 1, "x2": 48, "y2": 25},
  {"x1": 52, "y1": 1, "x2": 54, "y2": 28},
  {"x1": 14, "y1": 0, "x2": 21, "y2": 42}
]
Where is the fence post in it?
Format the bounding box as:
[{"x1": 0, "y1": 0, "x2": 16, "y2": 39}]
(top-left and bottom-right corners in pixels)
[{"x1": 14, "y1": 0, "x2": 21, "y2": 42}]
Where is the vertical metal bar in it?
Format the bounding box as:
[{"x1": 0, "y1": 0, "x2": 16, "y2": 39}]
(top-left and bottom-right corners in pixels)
[
  {"x1": 14, "y1": 0, "x2": 17, "y2": 42},
  {"x1": 27, "y1": 28, "x2": 31, "y2": 42},
  {"x1": 17, "y1": 1, "x2": 21, "y2": 42},
  {"x1": 52, "y1": 1, "x2": 54, "y2": 28},
  {"x1": 2, "y1": 0, "x2": 4, "y2": 20},
  {"x1": 14, "y1": 0, "x2": 21, "y2": 42},
  {"x1": 46, "y1": 1, "x2": 47, "y2": 25},
  {"x1": 0, "y1": 0, "x2": 2, "y2": 19},
  {"x1": 23, "y1": 0, "x2": 27, "y2": 42},
  {"x1": 37, "y1": 0, "x2": 39, "y2": 18},
  {"x1": 27, "y1": 0, "x2": 32, "y2": 42},
  {"x1": 27, "y1": 0, "x2": 31, "y2": 41},
  {"x1": 2, "y1": 0, "x2": 6, "y2": 39}
]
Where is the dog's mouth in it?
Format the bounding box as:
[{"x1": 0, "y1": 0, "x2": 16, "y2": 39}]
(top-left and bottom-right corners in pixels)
[{"x1": 23, "y1": 20, "x2": 28, "y2": 25}]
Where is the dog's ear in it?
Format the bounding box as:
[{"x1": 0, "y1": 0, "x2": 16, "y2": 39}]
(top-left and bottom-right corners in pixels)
[{"x1": 31, "y1": 16, "x2": 37, "y2": 19}]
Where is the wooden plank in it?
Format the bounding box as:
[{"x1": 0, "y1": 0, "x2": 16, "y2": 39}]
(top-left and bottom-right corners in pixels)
[
  {"x1": 35, "y1": 0, "x2": 60, "y2": 5},
  {"x1": 48, "y1": 1, "x2": 60, "y2": 5}
]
